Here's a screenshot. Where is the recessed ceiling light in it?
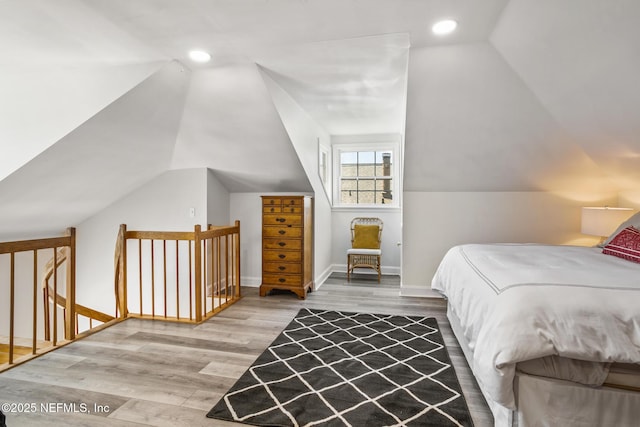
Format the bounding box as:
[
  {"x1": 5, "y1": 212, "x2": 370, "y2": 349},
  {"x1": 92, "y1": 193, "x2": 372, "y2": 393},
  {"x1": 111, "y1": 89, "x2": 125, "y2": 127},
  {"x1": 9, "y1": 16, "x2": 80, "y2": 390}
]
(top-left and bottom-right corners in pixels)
[
  {"x1": 188, "y1": 50, "x2": 211, "y2": 63},
  {"x1": 432, "y1": 19, "x2": 457, "y2": 35}
]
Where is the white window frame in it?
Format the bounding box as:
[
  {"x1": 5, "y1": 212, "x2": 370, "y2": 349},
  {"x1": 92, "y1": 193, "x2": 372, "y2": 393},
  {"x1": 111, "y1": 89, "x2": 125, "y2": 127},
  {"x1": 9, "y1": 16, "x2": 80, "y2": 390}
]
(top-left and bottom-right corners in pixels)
[{"x1": 331, "y1": 139, "x2": 401, "y2": 209}]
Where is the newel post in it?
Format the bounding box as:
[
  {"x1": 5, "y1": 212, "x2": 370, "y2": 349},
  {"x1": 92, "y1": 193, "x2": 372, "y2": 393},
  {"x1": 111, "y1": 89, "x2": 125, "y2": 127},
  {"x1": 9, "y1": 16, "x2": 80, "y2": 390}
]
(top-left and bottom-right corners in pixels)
[
  {"x1": 194, "y1": 224, "x2": 203, "y2": 322},
  {"x1": 65, "y1": 227, "x2": 76, "y2": 340},
  {"x1": 235, "y1": 220, "x2": 241, "y2": 298},
  {"x1": 115, "y1": 224, "x2": 128, "y2": 318}
]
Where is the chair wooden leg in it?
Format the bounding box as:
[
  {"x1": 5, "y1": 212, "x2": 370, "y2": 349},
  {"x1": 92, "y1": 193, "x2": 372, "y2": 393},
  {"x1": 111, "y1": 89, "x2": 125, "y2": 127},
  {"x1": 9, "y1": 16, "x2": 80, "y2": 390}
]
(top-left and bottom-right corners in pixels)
[
  {"x1": 377, "y1": 256, "x2": 381, "y2": 283},
  {"x1": 347, "y1": 255, "x2": 351, "y2": 281}
]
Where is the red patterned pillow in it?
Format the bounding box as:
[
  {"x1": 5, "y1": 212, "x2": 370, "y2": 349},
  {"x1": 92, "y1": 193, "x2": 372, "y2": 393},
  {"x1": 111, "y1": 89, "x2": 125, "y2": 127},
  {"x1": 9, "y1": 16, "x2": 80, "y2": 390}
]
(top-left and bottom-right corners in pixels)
[{"x1": 603, "y1": 226, "x2": 640, "y2": 263}]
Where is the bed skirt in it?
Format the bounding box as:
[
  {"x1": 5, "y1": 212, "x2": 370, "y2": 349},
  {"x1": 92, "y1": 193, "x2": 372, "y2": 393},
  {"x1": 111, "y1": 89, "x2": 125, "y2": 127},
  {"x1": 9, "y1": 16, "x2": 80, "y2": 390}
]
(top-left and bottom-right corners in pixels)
[{"x1": 446, "y1": 306, "x2": 640, "y2": 427}]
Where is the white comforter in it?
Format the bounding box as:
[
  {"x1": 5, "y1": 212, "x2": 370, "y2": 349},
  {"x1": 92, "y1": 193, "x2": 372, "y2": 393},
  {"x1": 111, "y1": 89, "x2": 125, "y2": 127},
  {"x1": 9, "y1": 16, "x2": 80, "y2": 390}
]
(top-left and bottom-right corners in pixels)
[{"x1": 431, "y1": 244, "x2": 640, "y2": 409}]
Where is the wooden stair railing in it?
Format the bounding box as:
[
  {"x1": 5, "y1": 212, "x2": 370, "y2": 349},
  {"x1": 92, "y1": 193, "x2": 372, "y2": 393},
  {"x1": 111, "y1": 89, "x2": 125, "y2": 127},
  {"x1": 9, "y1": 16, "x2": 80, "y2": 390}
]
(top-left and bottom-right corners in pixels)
[
  {"x1": 1, "y1": 228, "x2": 118, "y2": 372},
  {"x1": 0, "y1": 228, "x2": 76, "y2": 369},
  {"x1": 42, "y1": 247, "x2": 115, "y2": 342},
  {"x1": 114, "y1": 222, "x2": 242, "y2": 323}
]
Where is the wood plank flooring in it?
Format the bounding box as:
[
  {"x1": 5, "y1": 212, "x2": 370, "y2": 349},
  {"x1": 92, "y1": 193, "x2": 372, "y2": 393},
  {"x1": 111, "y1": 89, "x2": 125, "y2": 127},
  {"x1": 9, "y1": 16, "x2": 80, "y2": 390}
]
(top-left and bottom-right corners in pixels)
[{"x1": 0, "y1": 274, "x2": 493, "y2": 426}]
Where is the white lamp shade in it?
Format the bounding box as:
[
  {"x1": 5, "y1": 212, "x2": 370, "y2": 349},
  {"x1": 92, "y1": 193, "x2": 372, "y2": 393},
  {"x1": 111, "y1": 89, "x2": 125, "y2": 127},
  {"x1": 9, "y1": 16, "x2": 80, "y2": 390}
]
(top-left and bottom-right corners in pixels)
[{"x1": 581, "y1": 207, "x2": 635, "y2": 237}]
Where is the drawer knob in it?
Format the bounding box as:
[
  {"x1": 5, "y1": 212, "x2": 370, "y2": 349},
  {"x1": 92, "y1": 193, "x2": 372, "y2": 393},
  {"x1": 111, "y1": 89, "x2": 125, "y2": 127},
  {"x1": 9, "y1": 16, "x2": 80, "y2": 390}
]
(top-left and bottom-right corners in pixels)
[
  {"x1": 278, "y1": 230, "x2": 285, "y2": 235},
  {"x1": 278, "y1": 266, "x2": 286, "y2": 271},
  {"x1": 270, "y1": 208, "x2": 274, "y2": 212},
  {"x1": 279, "y1": 278, "x2": 286, "y2": 283},
  {"x1": 276, "y1": 218, "x2": 285, "y2": 223},
  {"x1": 278, "y1": 242, "x2": 286, "y2": 247},
  {"x1": 278, "y1": 254, "x2": 286, "y2": 259}
]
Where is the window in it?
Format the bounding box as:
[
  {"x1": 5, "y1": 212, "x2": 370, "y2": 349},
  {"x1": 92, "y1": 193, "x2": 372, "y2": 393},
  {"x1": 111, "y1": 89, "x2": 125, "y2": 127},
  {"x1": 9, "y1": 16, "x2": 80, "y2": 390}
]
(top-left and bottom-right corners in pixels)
[{"x1": 332, "y1": 140, "x2": 400, "y2": 207}]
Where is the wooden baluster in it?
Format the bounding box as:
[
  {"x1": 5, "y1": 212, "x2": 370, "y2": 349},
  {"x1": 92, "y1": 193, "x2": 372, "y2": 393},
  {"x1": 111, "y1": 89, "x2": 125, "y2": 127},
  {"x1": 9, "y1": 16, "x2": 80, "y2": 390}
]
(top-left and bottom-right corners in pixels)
[
  {"x1": 194, "y1": 225, "x2": 202, "y2": 322},
  {"x1": 236, "y1": 220, "x2": 242, "y2": 298},
  {"x1": 163, "y1": 240, "x2": 167, "y2": 318},
  {"x1": 225, "y1": 234, "x2": 230, "y2": 304},
  {"x1": 53, "y1": 248, "x2": 57, "y2": 346},
  {"x1": 138, "y1": 239, "x2": 142, "y2": 315},
  {"x1": 9, "y1": 252, "x2": 15, "y2": 364},
  {"x1": 65, "y1": 228, "x2": 76, "y2": 341},
  {"x1": 189, "y1": 240, "x2": 193, "y2": 321},
  {"x1": 211, "y1": 237, "x2": 221, "y2": 311},
  {"x1": 32, "y1": 249, "x2": 37, "y2": 355},
  {"x1": 43, "y1": 276, "x2": 50, "y2": 341},
  {"x1": 151, "y1": 240, "x2": 155, "y2": 317},
  {"x1": 175, "y1": 240, "x2": 180, "y2": 320}
]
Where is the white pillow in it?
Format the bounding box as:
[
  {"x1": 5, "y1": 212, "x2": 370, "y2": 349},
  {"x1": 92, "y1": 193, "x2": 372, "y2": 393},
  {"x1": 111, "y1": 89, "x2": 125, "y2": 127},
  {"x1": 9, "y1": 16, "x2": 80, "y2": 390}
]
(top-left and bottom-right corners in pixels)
[{"x1": 603, "y1": 211, "x2": 640, "y2": 246}]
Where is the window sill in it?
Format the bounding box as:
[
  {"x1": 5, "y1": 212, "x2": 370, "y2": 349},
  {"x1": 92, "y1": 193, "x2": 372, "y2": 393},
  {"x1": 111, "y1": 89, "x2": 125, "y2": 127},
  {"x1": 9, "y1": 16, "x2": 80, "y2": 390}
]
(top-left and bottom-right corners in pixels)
[{"x1": 331, "y1": 205, "x2": 401, "y2": 213}]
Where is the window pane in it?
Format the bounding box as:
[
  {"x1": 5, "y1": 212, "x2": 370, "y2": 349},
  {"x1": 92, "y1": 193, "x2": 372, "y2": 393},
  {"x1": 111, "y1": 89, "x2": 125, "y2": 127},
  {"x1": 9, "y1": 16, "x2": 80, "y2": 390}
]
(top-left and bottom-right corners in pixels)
[
  {"x1": 358, "y1": 151, "x2": 375, "y2": 164},
  {"x1": 358, "y1": 163, "x2": 376, "y2": 177},
  {"x1": 340, "y1": 179, "x2": 357, "y2": 191},
  {"x1": 340, "y1": 152, "x2": 358, "y2": 177},
  {"x1": 358, "y1": 179, "x2": 375, "y2": 191},
  {"x1": 340, "y1": 191, "x2": 357, "y2": 204},
  {"x1": 357, "y1": 191, "x2": 376, "y2": 204},
  {"x1": 336, "y1": 146, "x2": 395, "y2": 206}
]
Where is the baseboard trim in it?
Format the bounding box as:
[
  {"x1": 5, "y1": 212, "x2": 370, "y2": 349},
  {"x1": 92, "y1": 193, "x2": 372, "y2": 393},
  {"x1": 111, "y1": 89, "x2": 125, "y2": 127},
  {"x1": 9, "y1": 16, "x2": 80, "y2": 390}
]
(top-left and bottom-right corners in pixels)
[
  {"x1": 241, "y1": 276, "x2": 261, "y2": 287},
  {"x1": 314, "y1": 265, "x2": 333, "y2": 290},
  {"x1": 399, "y1": 285, "x2": 444, "y2": 298}
]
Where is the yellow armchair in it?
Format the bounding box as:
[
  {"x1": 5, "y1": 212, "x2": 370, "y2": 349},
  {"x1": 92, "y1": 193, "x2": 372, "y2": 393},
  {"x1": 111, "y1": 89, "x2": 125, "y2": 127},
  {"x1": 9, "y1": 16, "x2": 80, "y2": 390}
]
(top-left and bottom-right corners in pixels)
[{"x1": 347, "y1": 217, "x2": 383, "y2": 282}]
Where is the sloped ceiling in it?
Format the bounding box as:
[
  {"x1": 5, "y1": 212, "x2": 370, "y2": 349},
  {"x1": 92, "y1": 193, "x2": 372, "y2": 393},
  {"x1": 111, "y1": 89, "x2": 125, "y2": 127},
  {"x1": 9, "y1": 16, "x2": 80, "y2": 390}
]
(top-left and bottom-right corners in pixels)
[
  {"x1": 0, "y1": 61, "x2": 190, "y2": 238},
  {"x1": 403, "y1": 42, "x2": 617, "y2": 193},
  {"x1": 490, "y1": 0, "x2": 640, "y2": 190},
  {"x1": 254, "y1": 33, "x2": 410, "y2": 136},
  {"x1": 0, "y1": 0, "x2": 166, "y2": 180},
  {"x1": 2, "y1": 0, "x2": 639, "y2": 238},
  {"x1": 170, "y1": 63, "x2": 312, "y2": 193}
]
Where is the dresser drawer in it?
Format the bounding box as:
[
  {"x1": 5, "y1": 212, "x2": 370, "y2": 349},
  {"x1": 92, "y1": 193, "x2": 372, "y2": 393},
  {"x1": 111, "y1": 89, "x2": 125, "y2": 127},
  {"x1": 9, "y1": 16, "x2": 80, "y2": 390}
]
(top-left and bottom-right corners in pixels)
[
  {"x1": 280, "y1": 206, "x2": 302, "y2": 214},
  {"x1": 263, "y1": 198, "x2": 282, "y2": 207},
  {"x1": 263, "y1": 214, "x2": 302, "y2": 226},
  {"x1": 282, "y1": 198, "x2": 302, "y2": 207},
  {"x1": 263, "y1": 206, "x2": 282, "y2": 213},
  {"x1": 263, "y1": 251, "x2": 302, "y2": 263},
  {"x1": 263, "y1": 274, "x2": 302, "y2": 286},
  {"x1": 264, "y1": 262, "x2": 302, "y2": 274},
  {"x1": 263, "y1": 226, "x2": 302, "y2": 238},
  {"x1": 263, "y1": 239, "x2": 302, "y2": 250}
]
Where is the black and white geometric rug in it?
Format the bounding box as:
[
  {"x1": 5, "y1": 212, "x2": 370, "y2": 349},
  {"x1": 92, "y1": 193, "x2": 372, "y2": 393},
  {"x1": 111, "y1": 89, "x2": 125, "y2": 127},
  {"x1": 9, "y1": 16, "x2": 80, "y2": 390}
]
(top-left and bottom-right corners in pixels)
[{"x1": 207, "y1": 308, "x2": 473, "y2": 426}]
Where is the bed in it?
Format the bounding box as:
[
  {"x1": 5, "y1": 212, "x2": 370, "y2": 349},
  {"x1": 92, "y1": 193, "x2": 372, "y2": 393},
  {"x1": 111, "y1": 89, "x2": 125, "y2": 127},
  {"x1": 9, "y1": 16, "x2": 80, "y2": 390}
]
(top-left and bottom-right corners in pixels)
[{"x1": 431, "y1": 234, "x2": 640, "y2": 426}]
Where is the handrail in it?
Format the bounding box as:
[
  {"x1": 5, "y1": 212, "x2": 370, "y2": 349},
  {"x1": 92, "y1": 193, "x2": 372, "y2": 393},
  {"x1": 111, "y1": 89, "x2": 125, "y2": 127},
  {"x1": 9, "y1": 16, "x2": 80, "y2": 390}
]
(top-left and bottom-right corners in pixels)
[
  {"x1": 42, "y1": 247, "x2": 114, "y2": 341},
  {"x1": 1, "y1": 222, "x2": 242, "y2": 372},
  {"x1": 0, "y1": 229, "x2": 76, "y2": 369},
  {"x1": 114, "y1": 221, "x2": 241, "y2": 324}
]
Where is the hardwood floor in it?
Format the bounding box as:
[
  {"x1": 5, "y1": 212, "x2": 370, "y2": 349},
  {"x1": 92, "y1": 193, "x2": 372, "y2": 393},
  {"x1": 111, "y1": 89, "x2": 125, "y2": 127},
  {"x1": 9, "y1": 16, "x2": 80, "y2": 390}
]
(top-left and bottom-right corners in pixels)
[{"x1": 0, "y1": 275, "x2": 493, "y2": 426}]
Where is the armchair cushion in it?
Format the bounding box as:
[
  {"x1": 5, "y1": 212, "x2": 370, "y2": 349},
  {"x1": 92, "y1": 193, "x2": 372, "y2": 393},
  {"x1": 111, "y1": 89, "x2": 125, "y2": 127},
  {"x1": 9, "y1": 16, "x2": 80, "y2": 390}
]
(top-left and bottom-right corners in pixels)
[
  {"x1": 352, "y1": 224, "x2": 380, "y2": 249},
  {"x1": 347, "y1": 248, "x2": 382, "y2": 255}
]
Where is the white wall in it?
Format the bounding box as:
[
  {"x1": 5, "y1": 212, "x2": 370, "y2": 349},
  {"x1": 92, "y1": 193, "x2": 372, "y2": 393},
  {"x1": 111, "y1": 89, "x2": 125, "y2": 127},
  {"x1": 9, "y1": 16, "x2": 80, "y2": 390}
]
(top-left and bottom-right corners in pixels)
[
  {"x1": 259, "y1": 68, "x2": 334, "y2": 285},
  {"x1": 207, "y1": 169, "x2": 231, "y2": 225},
  {"x1": 75, "y1": 168, "x2": 219, "y2": 315},
  {"x1": 0, "y1": 248, "x2": 58, "y2": 338},
  {"x1": 331, "y1": 209, "x2": 402, "y2": 275},
  {"x1": 403, "y1": 42, "x2": 617, "y2": 195},
  {"x1": 401, "y1": 191, "x2": 617, "y2": 295},
  {"x1": 229, "y1": 193, "x2": 264, "y2": 286}
]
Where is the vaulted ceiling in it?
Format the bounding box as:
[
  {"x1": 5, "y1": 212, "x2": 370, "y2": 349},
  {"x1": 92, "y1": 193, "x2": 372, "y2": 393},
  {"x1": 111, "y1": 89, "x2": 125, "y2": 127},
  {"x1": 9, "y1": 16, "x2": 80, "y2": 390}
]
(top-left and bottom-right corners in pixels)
[{"x1": 1, "y1": 0, "x2": 639, "y2": 236}]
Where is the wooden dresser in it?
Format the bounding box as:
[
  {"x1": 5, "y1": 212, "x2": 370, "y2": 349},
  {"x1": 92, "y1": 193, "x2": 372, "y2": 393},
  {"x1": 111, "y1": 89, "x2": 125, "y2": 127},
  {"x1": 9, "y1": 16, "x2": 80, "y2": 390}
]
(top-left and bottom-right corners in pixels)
[{"x1": 260, "y1": 195, "x2": 313, "y2": 299}]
